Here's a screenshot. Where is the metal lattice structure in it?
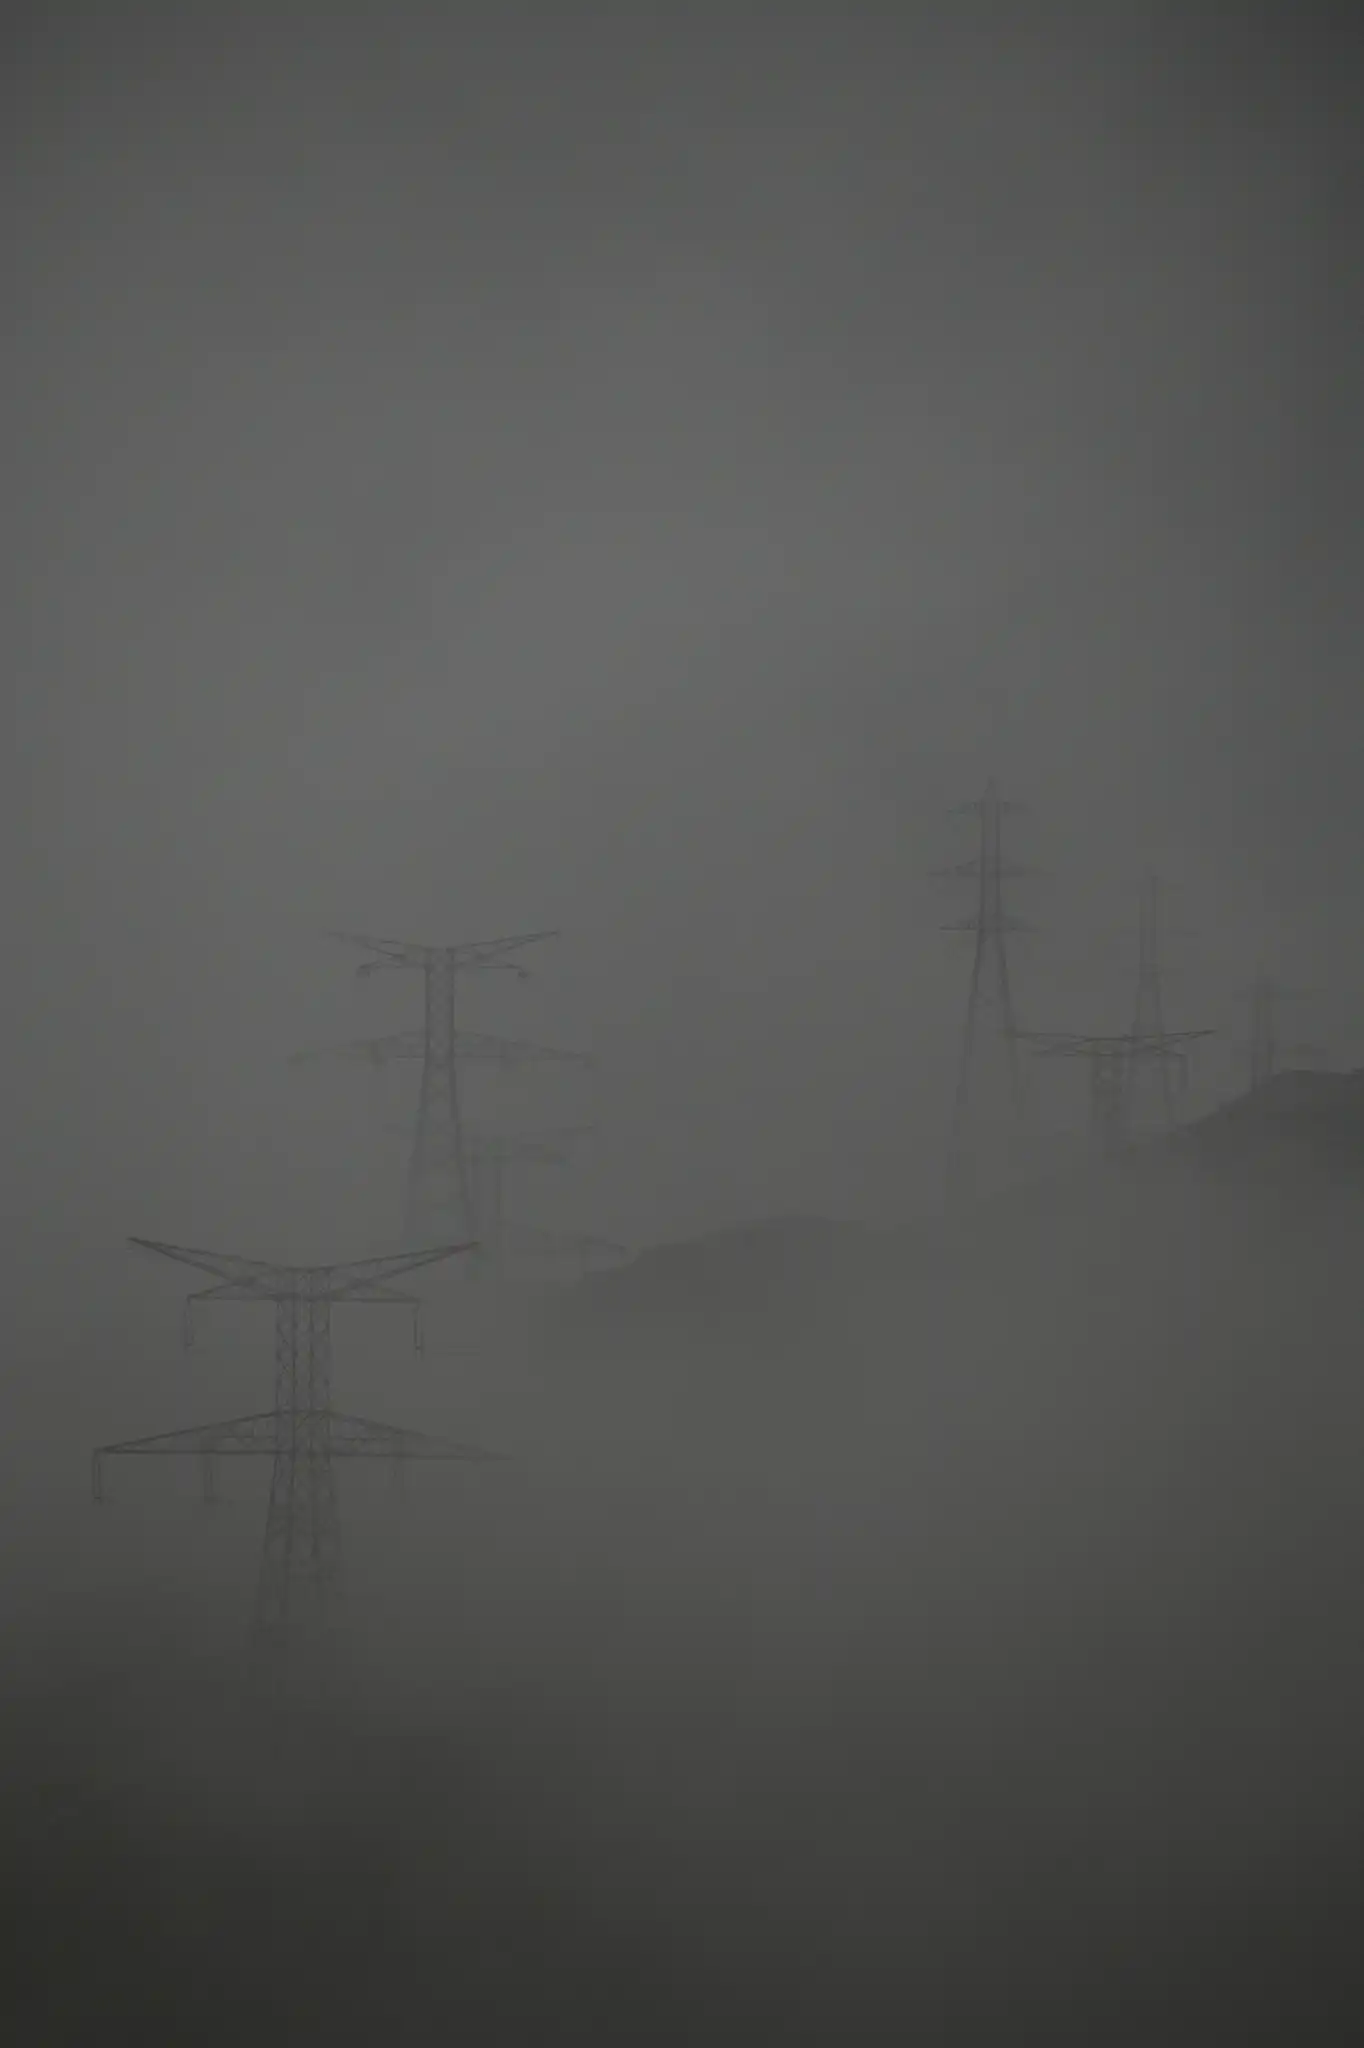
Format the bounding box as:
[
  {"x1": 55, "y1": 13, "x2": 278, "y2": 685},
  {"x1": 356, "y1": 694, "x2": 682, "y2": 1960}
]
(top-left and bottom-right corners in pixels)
[
  {"x1": 293, "y1": 929, "x2": 591, "y2": 1246},
  {"x1": 934, "y1": 780, "x2": 1031, "y2": 1206},
  {"x1": 1017, "y1": 1029, "x2": 1212, "y2": 1166},
  {"x1": 93, "y1": 1236, "x2": 491, "y2": 1691},
  {"x1": 467, "y1": 1127, "x2": 592, "y2": 1282},
  {"x1": 1126, "y1": 875, "x2": 1178, "y2": 1136},
  {"x1": 498, "y1": 1222, "x2": 631, "y2": 1282},
  {"x1": 1235, "y1": 972, "x2": 1322, "y2": 1092}
]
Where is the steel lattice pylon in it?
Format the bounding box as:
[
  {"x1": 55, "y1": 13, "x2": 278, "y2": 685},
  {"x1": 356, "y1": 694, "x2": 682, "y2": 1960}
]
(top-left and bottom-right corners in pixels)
[
  {"x1": 466, "y1": 1126, "x2": 592, "y2": 1282},
  {"x1": 1234, "y1": 971, "x2": 1322, "y2": 1093},
  {"x1": 1127, "y1": 875, "x2": 1178, "y2": 1136},
  {"x1": 93, "y1": 1236, "x2": 491, "y2": 1693},
  {"x1": 293, "y1": 929, "x2": 592, "y2": 1249},
  {"x1": 1016, "y1": 1029, "x2": 1212, "y2": 1166},
  {"x1": 934, "y1": 780, "x2": 1032, "y2": 1207},
  {"x1": 1014, "y1": 879, "x2": 1211, "y2": 1167},
  {"x1": 496, "y1": 1222, "x2": 631, "y2": 1283}
]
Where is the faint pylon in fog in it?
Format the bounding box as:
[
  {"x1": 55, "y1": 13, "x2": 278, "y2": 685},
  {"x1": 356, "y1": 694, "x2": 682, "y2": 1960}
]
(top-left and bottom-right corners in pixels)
[
  {"x1": 1016, "y1": 875, "x2": 1208, "y2": 1160},
  {"x1": 1127, "y1": 874, "x2": 1176, "y2": 1131},
  {"x1": 466, "y1": 1126, "x2": 592, "y2": 1282},
  {"x1": 1235, "y1": 971, "x2": 1323, "y2": 1093},
  {"x1": 292, "y1": 927, "x2": 591, "y2": 1254},
  {"x1": 1124, "y1": 873, "x2": 1209, "y2": 1139},
  {"x1": 934, "y1": 779, "x2": 1031, "y2": 1208},
  {"x1": 1012, "y1": 1027, "x2": 1210, "y2": 1169},
  {"x1": 493, "y1": 1221, "x2": 631, "y2": 1284}
]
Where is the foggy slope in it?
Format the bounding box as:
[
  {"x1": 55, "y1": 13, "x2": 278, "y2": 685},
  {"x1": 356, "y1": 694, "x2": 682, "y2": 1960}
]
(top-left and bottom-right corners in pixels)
[
  {"x1": 7, "y1": 0, "x2": 1364, "y2": 2031},
  {"x1": 512, "y1": 1069, "x2": 1364, "y2": 1656},
  {"x1": 8, "y1": 1078, "x2": 1364, "y2": 2040},
  {"x1": 502, "y1": 1071, "x2": 1364, "y2": 1887}
]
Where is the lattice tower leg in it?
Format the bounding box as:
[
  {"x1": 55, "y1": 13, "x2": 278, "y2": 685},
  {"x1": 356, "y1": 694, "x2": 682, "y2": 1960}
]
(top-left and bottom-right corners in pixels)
[
  {"x1": 405, "y1": 955, "x2": 475, "y2": 1243},
  {"x1": 250, "y1": 1298, "x2": 341, "y2": 1693}
]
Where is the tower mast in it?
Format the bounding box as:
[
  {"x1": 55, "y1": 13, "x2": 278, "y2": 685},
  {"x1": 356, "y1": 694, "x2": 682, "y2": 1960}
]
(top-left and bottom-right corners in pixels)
[
  {"x1": 935, "y1": 780, "x2": 1030, "y2": 1206},
  {"x1": 1127, "y1": 874, "x2": 1177, "y2": 1135},
  {"x1": 298, "y1": 928, "x2": 585, "y2": 1245},
  {"x1": 1236, "y1": 972, "x2": 1321, "y2": 1092}
]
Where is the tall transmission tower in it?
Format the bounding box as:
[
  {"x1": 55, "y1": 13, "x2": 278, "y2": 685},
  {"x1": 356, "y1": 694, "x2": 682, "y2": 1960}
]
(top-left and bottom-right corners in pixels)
[
  {"x1": 296, "y1": 928, "x2": 588, "y2": 1247},
  {"x1": 1126, "y1": 874, "x2": 1179, "y2": 1135},
  {"x1": 1018, "y1": 1028, "x2": 1211, "y2": 1167},
  {"x1": 92, "y1": 1236, "x2": 489, "y2": 1696},
  {"x1": 934, "y1": 779, "x2": 1030, "y2": 1206},
  {"x1": 500, "y1": 1223, "x2": 631, "y2": 1283},
  {"x1": 1235, "y1": 972, "x2": 1322, "y2": 1091},
  {"x1": 467, "y1": 1127, "x2": 591, "y2": 1283}
]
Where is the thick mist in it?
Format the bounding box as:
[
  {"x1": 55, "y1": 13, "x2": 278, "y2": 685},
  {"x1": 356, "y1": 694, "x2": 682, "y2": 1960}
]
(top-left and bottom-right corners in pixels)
[{"x1": 5, "y1": 4, "x2": 1364, "y2": 2041}]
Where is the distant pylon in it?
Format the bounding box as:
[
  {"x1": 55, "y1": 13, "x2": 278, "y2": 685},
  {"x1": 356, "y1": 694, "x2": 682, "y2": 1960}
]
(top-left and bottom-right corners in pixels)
[
  {"x1": 934, "y1": 779, "x2": 1030, "y2": 1205},
  {"x1": 500, "y1": 1223, "x2": 631, "y2": 1283},
  {"x1": 467, "y1": 1127, "x2": 591, "y2": 1282},
  {"x1": 92, "y1": 1236, "x2": 491, "y2": 1696},
  {"x1": 1235, "y1": 972, "x2": 1322, "y2": 1091},
  {"x1": 1126, "y1": 875, "x2": 1177, "y2": 1134},
  {"x1": 293, "y1": 929, "x2": 589, "y2": 1246},
  {"x1": 1018, "y1": 1029, "x2": 1211, "y2": 1166}
]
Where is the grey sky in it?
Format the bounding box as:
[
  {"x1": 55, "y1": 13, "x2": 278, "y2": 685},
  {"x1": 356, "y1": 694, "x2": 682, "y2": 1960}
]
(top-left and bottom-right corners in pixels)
[
  {"x1": 5, "y1": 20, "x2": 1364, "y2": 2033},
  {"x1": 5, "y1": 3, "x2": 1361, "y2": 1284}
]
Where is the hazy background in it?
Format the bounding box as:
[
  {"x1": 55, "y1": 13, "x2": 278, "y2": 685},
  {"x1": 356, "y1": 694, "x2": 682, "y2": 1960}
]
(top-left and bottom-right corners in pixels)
[
  {"x1": 6, "y1": 0, "x2": 1363, "y2": 1280},
  {"x1": 4, "y1": 3, "x2": 1364, "y2": 2039}
]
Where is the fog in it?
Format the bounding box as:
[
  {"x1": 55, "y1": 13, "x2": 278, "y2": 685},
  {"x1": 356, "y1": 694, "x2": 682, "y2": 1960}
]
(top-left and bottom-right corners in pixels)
[{"x1": 4, "y1": 3, "x2": 1364, "y2": 2040}]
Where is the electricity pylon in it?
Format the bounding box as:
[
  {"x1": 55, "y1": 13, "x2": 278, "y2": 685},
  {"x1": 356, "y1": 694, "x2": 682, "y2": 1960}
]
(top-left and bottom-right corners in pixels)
[
  {"x1": 1126, "y1": 874, "x2": 1179, "y2": 1135},
  {"x1": 499, "y1": 1223, "x2": 630, "y2": 1282},
  {"x1": 93, "y1": 1236, "x2": 490, "y2": 1695},
  {"x1": 934, "y1": 779, "x2": 1031, "y2": 1206},
  {"x1": 1017, "y1": 1029, "x2": 1212, "y2": 1166},
  {"x1": 467, "y1": 1127, "x2": 591, "y2": 1282},
  {"x1": 294, "y1": 928, "x2": 589, "y2": 1246},
  {"x1": 1235, "y1": 972, "x2": 1322, "y2": 1091}
]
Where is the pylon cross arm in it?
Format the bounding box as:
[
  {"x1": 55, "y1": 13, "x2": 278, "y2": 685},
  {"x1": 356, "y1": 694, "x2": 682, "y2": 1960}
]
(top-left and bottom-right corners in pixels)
[
  {"x1": 95, "y1": 1411, "x2": 287, "y2": 1458},
  {"x1": 328, "y1": 932, "x2": 430, "y2": 970},
  {"x1": 188, "y1": 1279, "x2": 293, "y2": 1312},
  {"x1": 92, "y1": 1408, "x2": 501, "y2": 1470},
  {"x1": 448, "y1": 930, "x2": 559, "y2": 968},
  {"x1": 451, "y1": 1031, "x2": 594, "y2": 1068},
  {"x1": 128, "y1": 1238, "x2": 288, "y2": 1286},
  {"x1": 326, "y1": 1411, "x2": 503, "y2": 1461},
  {"x1": 326, "y1": 1244, "x2": 475, "y2": 1295}
]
